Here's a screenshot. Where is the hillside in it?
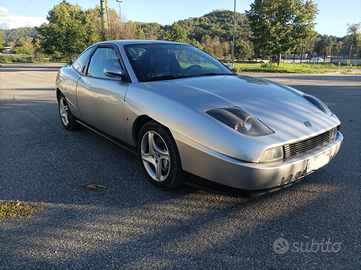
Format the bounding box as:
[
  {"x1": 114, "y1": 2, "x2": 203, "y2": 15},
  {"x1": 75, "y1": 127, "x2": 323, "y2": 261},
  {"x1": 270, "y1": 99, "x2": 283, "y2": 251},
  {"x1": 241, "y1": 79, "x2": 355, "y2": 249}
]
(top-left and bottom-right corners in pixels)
[
  {"x1": 1, "y1": 10, "x2": 350, "y2": 60},
  {"x1": 133, "y1": 10, "x2": 251, "y2": 42},
  {"x1": 0, "y1": 27, "x2": 38, "y2": 43},
  {"x1": 178, "y1": 10, "x2": 251, "y2": 42},
  {"x1": 1, "y1": 10, "x2": 249, "y2": 45}
]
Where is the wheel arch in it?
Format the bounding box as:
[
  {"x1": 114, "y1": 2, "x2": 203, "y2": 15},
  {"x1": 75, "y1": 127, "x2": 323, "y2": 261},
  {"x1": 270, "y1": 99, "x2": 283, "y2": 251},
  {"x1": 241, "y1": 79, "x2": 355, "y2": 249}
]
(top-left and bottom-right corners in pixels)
[
  {"x1": 132, "y1": 115, "x2": 154, "y2": 147},
  {"x1": 132, "y1": 115, "x2": 176, "y2": 151},
  {"x1": 56, "y1": 88, "x2": 62, "y2": 101}
]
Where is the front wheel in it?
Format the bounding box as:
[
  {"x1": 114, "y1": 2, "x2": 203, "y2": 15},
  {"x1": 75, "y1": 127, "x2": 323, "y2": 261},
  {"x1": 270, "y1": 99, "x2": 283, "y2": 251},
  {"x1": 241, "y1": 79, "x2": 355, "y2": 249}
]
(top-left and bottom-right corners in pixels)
[
  {"x1": 138, "y1": 121, "x2": 183, "y2": 190},
  {"x1": 58, "y1": 93, "x2": 80, "y2": 131}
]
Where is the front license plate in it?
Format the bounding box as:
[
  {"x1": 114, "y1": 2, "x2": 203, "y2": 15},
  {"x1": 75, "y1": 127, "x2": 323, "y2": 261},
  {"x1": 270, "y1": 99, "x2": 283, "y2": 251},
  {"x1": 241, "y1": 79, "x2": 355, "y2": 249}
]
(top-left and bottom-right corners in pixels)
[{"x1": 307, "y1": 151, "x2": 330, "y2": 173}]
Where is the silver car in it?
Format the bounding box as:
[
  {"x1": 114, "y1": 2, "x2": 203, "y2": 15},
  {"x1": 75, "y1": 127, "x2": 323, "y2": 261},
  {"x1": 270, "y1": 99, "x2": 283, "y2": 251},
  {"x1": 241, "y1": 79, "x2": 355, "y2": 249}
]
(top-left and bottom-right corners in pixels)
[{"x1": 56, "y1": 40, "x2": 343, "y2": 196}]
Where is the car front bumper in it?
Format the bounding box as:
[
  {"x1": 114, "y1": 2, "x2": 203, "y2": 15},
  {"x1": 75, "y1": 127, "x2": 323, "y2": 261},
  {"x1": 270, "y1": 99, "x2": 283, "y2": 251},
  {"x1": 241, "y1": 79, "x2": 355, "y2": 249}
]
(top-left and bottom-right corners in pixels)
[{"x1": 174, "y1": 131, "x2": 343, "y2": 192}]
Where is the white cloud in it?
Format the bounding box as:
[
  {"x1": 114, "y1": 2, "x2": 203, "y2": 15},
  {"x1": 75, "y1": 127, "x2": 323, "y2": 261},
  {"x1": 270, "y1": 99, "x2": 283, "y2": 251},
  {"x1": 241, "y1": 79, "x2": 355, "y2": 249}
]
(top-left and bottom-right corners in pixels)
[{"x1": 0, "y1": 6, "x2": 47, "y2": 30}]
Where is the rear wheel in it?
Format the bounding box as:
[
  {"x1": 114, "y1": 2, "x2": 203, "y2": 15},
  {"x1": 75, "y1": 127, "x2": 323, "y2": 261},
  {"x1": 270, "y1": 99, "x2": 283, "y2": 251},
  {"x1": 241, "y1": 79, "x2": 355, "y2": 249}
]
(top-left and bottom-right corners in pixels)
[
  {"x1": 58, "y1": 93, "x2": 80, "y2": 131},
  {"x1": 138, "y1": 121, "x2": 183, "y2": 190}
]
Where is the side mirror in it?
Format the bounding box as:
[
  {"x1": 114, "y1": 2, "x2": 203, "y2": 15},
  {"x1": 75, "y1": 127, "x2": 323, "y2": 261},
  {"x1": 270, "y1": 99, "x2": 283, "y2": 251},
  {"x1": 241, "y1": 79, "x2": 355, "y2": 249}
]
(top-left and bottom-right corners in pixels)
[
  {"x1": 226, "y1": 64, "x2": 233, "y2": 70},
  {"x1": 103, "y1": 67, "x2": 125, "y2": 78}
]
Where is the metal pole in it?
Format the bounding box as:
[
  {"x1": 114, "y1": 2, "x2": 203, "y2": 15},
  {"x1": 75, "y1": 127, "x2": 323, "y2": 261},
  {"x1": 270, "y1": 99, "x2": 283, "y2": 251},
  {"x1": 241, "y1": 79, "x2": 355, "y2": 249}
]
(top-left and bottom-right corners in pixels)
[
  {"x1": 116, "y1": 0, "x2": 123, "y2": 20},
  {"x1": 105, "y1": 0, "x2": 109, "y2": 31},
  {"x1": 330, "y1": 45, "x2": 333, "y2": 63},
  {"x1": 100, "y1": 0, "x2": 108, "y2": 40},
  {"x1": 116, "y1": 0, "x2": 123, "y2": 39},
  {"x1": 232, "y1": 0, "x2": 236, "y2": 68}
]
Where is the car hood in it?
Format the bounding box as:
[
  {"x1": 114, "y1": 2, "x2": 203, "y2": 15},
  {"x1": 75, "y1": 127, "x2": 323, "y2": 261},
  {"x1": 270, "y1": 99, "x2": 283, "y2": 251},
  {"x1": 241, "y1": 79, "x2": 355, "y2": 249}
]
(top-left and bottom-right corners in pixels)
[
  {"x1": 169, "y1": 75, "x2": 339, "y2": 141},
  {"x1": 127, "y1": 75, "x2": 340, "y2": 161}
]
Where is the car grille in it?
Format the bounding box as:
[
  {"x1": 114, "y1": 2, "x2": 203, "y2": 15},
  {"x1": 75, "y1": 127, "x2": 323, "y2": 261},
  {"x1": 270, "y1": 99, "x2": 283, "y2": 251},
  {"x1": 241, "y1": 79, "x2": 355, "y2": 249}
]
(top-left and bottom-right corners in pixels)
[{"x1": 283, "y1": 128, "x2": 337, "y2": 159}]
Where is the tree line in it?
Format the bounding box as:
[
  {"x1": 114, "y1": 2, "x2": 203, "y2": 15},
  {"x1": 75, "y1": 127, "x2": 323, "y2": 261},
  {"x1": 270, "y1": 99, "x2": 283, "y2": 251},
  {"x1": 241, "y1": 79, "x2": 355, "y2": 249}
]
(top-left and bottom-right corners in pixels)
[{"x1": 0, "y1": 0, "x2": 360, "y2": 64}]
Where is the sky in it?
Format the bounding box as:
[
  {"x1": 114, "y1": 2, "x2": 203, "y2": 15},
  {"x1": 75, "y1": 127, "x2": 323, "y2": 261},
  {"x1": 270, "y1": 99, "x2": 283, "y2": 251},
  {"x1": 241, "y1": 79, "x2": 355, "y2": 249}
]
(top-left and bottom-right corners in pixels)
[{"x1": 0, "y1": 0, "x2": 360, "y2": 38}]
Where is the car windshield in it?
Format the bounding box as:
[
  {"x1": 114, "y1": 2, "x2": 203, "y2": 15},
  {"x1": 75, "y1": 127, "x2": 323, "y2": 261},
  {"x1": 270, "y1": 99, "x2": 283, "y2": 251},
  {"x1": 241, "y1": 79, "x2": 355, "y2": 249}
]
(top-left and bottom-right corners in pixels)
[{"x1": 124, "y1": 43, "x2": 234, "y2": 82}]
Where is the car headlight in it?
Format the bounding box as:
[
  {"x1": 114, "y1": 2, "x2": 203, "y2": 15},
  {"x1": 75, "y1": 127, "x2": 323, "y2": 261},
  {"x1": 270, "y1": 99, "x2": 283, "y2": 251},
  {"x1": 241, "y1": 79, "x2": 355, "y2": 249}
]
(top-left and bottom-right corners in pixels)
[
  {"x1": 259, "y1": 146, "x2": 284, "y2": 162},
  {"x1": 303, "y1": 94, "x2": 333, "y2": 116},
  {"x1": 206, "y1": 107, "x2": 274, "y2": 137}
]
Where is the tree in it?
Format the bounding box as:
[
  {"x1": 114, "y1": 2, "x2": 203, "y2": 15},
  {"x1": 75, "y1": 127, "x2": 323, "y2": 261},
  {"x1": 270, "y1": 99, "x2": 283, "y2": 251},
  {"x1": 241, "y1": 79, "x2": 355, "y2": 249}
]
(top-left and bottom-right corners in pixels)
[
  {"x1": 235, "y1": 39, "x2": 253, "y2": 60},
  {"x1": 294, "y1": 34, "x2": 317, "y2": 58},
  {"x1": 12, "y1": 37, "x2": 35, "y2": 55},
  {"x1": 0, "y1": 35, "x2": 5, "y2": 48},
  {"x1": 178, "y1": 10, "x2": 251, "y2": 43},
  {"x1": 221, "y1": 41, "x2": 231, "y2": 58},
  {"x1": 13, "y1": 47, "x2": 32, "y2": 55},
  {"x1": 5, "y1": 41, "x2": 15, "y2": 48},
  {"x1": 246, "y1": 0, "x2": 318, "y2": 65},
  {"x1": 133, "y1": 22, "x2": 165, "y2": 40},
  {"x1": 36, "y1": 1, "x2": 100, "y2": 63},
  {"x1": 88, "y1": 5, "x2": 135, "y2": 40},
  {"x1": 314, "y1": 35, "x2": 333, "y2": 59},
  {"x1": 0, "y1": 27, "x2": 37, "y2": 44},
  {"x1": 201, "y1": 35, "x2": 230, "y2": 58},
  {"x1": 133, "y1": 24, "x2": 146, "y2": 40},
  {"x1": 331, "y1": 40, "x2": 344, "y2": 58},
  {"x1": 165, "y1": 22, "x2": 187, "y2": 43},
  {"x1": 189, "y1": 39, "x2": 203, "y2": 50},
  {"x1": 345, "y1": 23, "x2": 361, "y2": 57}
]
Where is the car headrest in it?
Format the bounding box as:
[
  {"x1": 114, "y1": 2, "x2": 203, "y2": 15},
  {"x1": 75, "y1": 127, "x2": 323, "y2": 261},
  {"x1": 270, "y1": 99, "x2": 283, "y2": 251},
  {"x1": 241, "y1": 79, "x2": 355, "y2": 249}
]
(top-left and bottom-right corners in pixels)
[{"x1": 150, "y1": 54, "x2": 170, "y2": 68}]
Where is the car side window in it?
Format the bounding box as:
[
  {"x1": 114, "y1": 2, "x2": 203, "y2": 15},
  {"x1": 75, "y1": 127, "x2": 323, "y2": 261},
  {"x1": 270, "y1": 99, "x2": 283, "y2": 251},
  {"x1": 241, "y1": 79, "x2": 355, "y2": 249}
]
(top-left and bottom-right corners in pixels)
[
  {"x1": 87, "y1": 47, "x2": 123, "y2": 79},
  {"x1": 72, "y1": 48, "x2": 93, "y2": 74}
]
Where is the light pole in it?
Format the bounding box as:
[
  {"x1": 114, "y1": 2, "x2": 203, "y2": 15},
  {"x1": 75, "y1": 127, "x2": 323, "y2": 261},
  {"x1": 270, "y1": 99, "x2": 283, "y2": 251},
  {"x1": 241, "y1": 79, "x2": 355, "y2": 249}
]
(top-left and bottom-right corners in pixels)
[
  {"x1": 116, "y1": 0, "x2": 123, "y2": 20},
  {"x1": 232, "y1": 0, "x2": 236, "y2": 68},
  {"x1": 100, "y1": 0, "x2": 109, "y2": 40}
]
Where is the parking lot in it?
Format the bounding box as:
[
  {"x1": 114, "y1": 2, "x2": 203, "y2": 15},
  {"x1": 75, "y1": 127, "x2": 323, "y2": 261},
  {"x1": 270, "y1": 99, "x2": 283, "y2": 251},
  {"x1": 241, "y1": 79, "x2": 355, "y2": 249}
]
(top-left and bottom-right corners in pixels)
[{"x1": 0, "y1": 63, "x2": 360, "y2": 269}]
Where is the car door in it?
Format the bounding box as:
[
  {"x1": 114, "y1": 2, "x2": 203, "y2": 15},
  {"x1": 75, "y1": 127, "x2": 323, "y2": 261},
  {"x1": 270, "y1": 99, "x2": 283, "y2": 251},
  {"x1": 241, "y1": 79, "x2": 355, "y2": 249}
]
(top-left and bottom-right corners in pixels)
[{"x1": 76, "y1": 45, "x2": 129, "y2": 141}]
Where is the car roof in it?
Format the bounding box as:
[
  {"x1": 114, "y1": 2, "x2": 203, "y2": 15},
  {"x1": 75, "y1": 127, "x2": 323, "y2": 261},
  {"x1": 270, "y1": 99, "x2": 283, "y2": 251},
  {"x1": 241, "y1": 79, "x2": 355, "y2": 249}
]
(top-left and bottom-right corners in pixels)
[{"x1": 95, "y1": 39, "x2": 189, "y2": 47}]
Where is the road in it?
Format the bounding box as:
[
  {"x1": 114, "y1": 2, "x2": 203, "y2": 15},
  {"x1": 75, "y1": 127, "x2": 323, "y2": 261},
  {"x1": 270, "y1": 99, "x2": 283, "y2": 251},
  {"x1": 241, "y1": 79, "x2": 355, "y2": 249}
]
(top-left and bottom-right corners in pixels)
[{"x1": 0, "y1": 63, "x2": 360, "y2": 269}]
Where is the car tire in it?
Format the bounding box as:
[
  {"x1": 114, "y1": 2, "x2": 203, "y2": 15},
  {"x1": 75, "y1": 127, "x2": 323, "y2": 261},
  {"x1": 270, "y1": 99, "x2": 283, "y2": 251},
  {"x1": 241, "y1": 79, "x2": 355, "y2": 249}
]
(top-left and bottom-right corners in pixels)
[
  {"x1": 138, "y1": 121, "x2": 184, "y2": 190},
  {"x1": 58, "y1": 93, "x2": 80, "y2": 131}
]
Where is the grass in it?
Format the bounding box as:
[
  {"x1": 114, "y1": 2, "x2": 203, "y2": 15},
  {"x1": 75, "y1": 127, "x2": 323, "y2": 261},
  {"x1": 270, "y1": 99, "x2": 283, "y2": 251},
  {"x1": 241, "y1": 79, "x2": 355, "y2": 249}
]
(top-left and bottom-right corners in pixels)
[
  {"x1": 179, "y1": 62, "x2": 216, "y2": 70},
  {"x1": 224, "y1": 62, "x2": 361, "y2": 74},
  {"x1": 0, "y1": 55, "x2": 32, "y2": 63},
  {"x1": 0, "y1": 200, "x2": 45, "y2": 221},
  {"x1": 0, "y1": 55, "x2": 65, "y2": 64}
]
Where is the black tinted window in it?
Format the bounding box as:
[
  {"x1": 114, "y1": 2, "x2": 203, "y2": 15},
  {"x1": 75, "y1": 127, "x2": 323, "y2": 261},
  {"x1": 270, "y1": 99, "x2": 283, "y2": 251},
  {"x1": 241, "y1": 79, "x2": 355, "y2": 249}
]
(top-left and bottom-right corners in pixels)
[{"x1": 124, "y1": 43, "x2": 233, "y2": 82}]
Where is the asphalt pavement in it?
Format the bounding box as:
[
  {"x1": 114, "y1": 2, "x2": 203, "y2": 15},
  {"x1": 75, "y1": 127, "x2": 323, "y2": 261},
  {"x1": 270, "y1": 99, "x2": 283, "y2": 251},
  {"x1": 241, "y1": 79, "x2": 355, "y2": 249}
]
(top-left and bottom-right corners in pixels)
[{"x1": 0, "y1": 63, "x2": 360, "y2": 269}]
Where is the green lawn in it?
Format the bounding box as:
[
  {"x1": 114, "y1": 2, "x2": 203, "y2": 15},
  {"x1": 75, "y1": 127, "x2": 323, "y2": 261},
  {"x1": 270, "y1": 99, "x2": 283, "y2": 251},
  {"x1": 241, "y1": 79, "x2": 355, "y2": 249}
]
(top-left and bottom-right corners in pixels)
[{"x1": 223, "y1": 62, "x2": 361, "y2": 74}]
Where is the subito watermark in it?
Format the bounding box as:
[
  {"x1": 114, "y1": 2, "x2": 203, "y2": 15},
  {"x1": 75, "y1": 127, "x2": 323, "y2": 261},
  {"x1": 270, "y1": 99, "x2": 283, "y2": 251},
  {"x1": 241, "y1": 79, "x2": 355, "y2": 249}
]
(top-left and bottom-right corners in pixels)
[{"x1": 273, "y1": 237, "x2": 342, "y2": 254}]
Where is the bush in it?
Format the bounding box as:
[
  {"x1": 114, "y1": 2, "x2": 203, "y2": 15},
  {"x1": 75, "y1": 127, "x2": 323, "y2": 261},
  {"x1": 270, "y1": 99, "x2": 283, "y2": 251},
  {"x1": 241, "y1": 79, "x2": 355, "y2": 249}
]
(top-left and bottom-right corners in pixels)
[
  {"x1": 0, "y1": 200, "x2": 45, "y2": 221},
  {"x1": 0, "y1": 55, "x2": 33, "y2": 63},
  {"x1": 12, "y1": 47, "x2": 32, "y2": 55}
]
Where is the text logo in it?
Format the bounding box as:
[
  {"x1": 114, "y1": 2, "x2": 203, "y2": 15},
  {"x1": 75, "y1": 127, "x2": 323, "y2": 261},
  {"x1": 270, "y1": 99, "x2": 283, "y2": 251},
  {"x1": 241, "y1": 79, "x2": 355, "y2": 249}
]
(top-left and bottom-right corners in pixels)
[
  {"x1": 273, "y1": 237, "x2": 342, "y2": 254},
  {"x1": 273, "y1": 238, "x2": 289, "y2": 254}
]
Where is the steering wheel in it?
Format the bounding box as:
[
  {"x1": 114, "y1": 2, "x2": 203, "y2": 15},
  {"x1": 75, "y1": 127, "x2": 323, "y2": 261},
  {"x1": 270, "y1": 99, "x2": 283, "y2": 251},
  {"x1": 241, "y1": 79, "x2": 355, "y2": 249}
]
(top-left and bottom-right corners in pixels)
[{"x1": 183, "y1": 65, "x2": 202, "y2": 75}]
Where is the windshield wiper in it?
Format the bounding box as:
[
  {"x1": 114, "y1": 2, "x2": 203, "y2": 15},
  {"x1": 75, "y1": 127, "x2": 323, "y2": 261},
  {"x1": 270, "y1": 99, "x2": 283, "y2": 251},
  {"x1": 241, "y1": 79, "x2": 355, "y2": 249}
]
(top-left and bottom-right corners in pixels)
[
  {"x1": 198, "y1": 73, "x2": 236, "y2": 76},
  {"x1": 147, "y1": 75, "x2": 192, "y2": 81},
  {"x1": 146, "y1": 73, "x2": 236, "y2": 82}
]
